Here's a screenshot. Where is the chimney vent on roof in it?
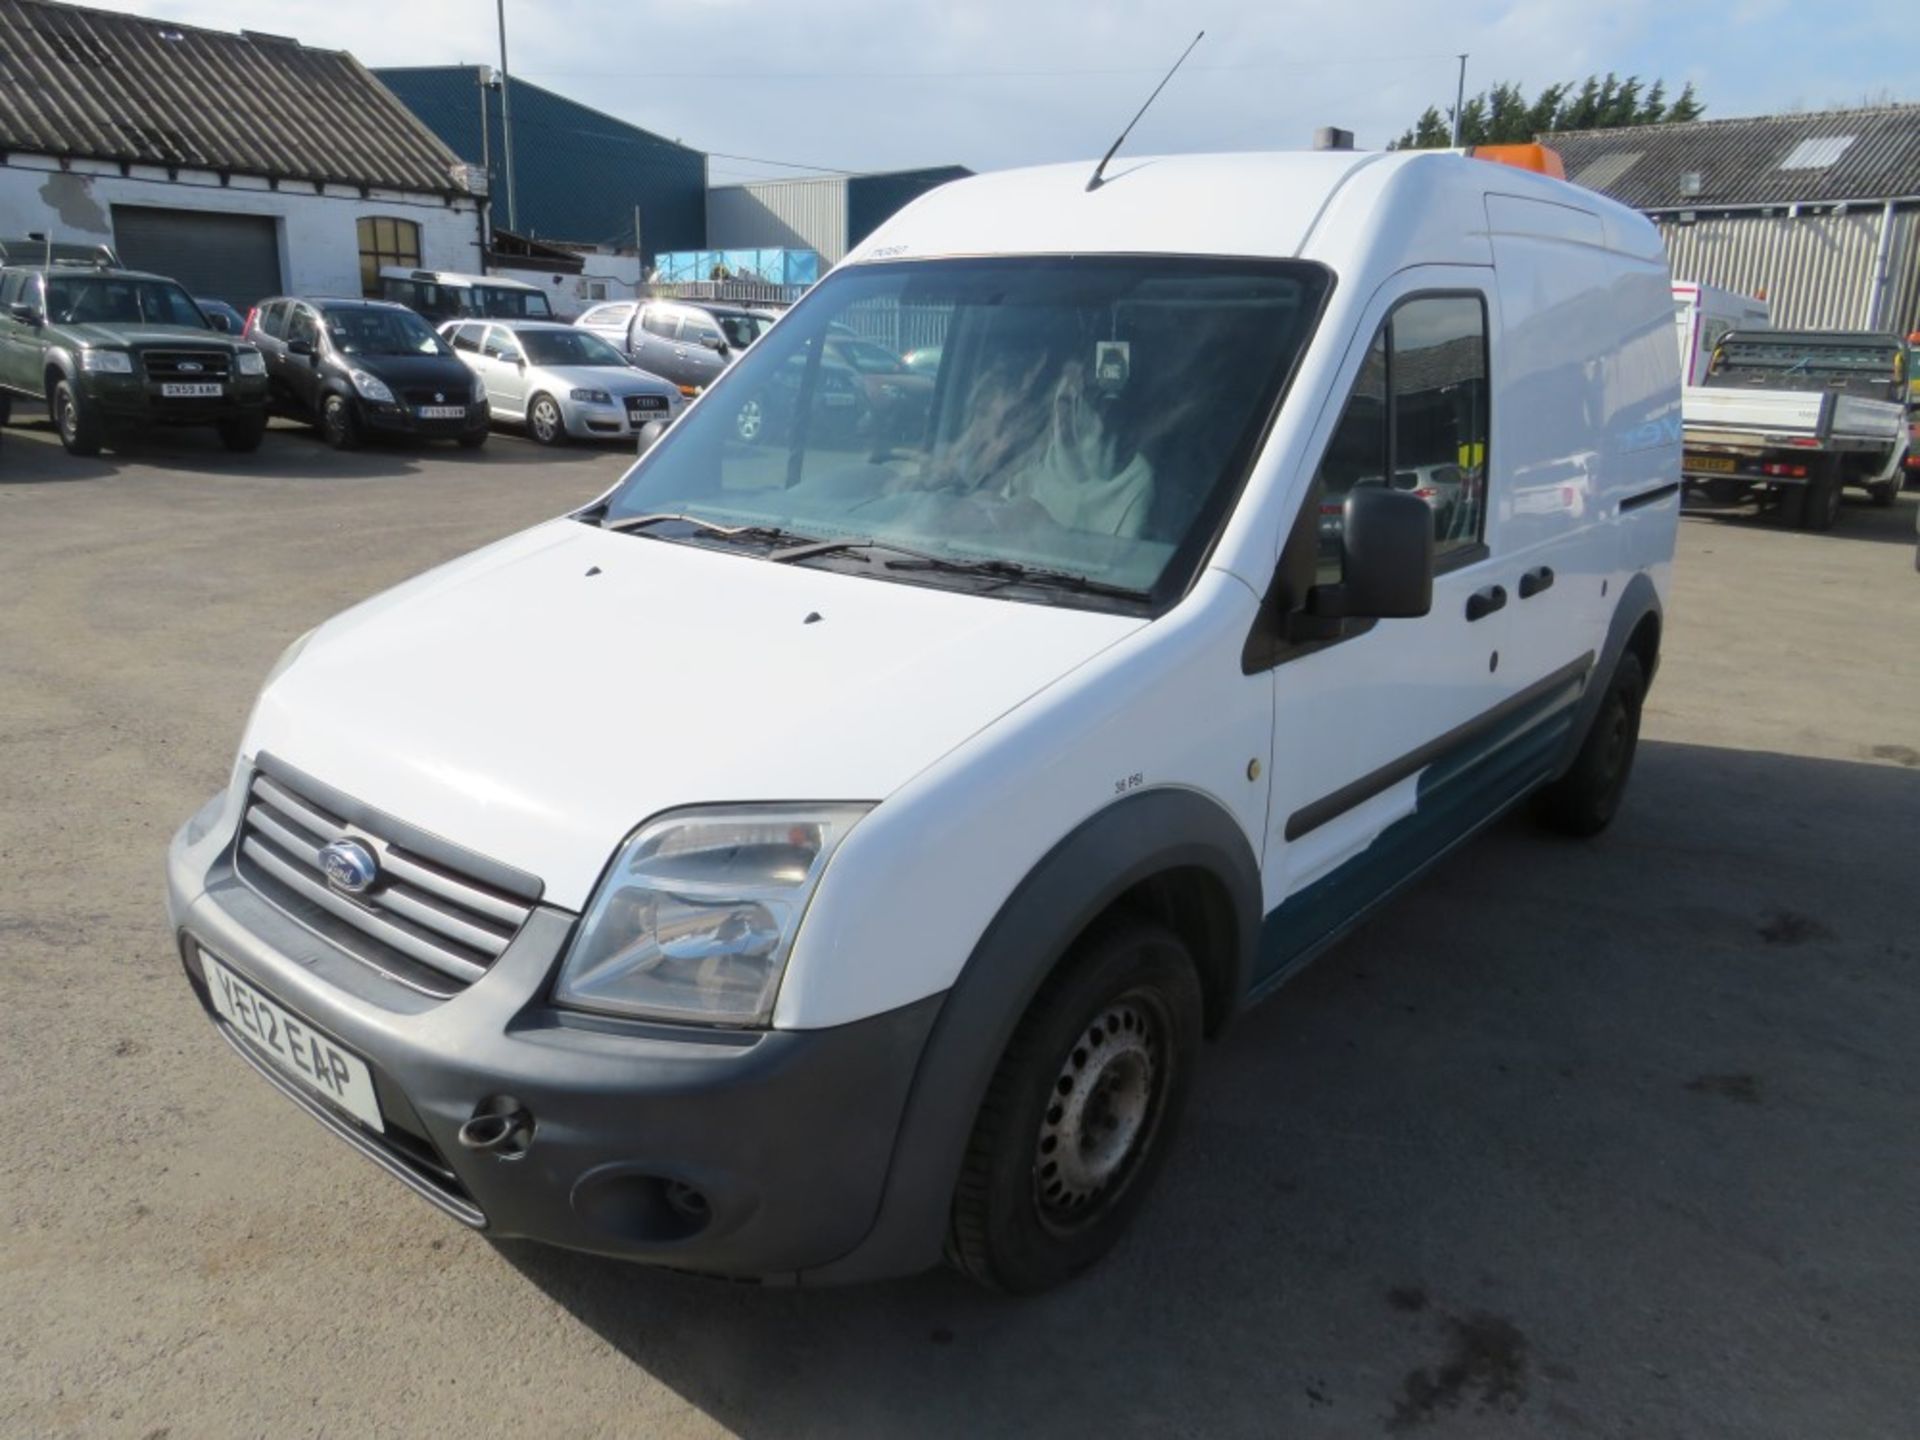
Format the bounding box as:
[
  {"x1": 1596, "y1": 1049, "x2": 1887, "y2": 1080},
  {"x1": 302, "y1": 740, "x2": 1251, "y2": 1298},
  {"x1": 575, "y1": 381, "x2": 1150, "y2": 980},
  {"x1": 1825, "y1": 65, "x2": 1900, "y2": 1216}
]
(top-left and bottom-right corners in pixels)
[
  {"x1": 1313, "y1": 126, "x2": 1355, "y2": 152},
  {"x1": 1678, "y1": 171, "x2": 1704, "y2": 197}
]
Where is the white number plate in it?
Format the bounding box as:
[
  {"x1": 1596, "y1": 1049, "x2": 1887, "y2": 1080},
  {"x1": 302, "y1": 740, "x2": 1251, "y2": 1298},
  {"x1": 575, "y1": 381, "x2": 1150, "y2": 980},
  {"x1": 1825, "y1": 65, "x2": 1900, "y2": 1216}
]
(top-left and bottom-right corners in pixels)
[
  {"x1": 204, "y1": 954, "x2": 384, "y2": 1131},
  {"x1": 161, "y1": 382, "x2": 223, "y2": 398},
  {"x1": 417, "y1": 405, "x2": 466, "y2": 419}
]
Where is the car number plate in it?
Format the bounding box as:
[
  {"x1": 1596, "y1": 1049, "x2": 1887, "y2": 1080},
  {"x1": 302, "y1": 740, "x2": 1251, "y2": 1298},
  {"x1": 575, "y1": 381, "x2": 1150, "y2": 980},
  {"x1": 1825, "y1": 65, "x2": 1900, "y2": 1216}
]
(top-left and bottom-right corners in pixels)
[
  {"x1": 1685, "y1": 453, "x2": 1738, "y2": 473},
  {"x1": 161, "y1": 382, "x2": 223, "y2": 398},
  {"x1": 204, "y1": 954, "x2": 384, "y2": 1131},
  {"x1": 417, "y1": 405, "x2": 466, "y2": 420}
]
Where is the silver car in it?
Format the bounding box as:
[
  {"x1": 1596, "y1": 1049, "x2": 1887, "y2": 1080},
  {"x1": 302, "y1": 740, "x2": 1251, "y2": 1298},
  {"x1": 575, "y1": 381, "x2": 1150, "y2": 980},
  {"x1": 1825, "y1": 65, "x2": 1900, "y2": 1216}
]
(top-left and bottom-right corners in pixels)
[{"x1": 440, "y1": 319, "x2": 680, "y2": 445}]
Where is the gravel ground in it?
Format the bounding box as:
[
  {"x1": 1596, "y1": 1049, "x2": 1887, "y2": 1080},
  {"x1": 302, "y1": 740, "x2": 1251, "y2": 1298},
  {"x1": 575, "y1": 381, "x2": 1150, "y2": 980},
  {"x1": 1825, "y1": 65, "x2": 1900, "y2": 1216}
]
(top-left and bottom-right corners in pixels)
[{"x1": 2, "y1": 415, "x2": 1917, "y2": 1439}]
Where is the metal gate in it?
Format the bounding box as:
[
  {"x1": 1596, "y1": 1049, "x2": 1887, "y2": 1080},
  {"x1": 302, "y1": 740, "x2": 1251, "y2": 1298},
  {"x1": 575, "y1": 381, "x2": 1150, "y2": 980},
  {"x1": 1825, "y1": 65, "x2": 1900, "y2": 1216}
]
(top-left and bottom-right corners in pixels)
[{"x1": 111, "y1": 207, "x2": 283, "y2": 310}]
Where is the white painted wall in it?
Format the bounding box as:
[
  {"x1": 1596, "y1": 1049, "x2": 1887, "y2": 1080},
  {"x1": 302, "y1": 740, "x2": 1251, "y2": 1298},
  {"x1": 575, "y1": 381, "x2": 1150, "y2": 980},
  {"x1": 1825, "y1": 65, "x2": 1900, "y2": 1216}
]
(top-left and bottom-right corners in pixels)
[{"x1": 0, "y1": 154, "x2": 481, "y2": 297}]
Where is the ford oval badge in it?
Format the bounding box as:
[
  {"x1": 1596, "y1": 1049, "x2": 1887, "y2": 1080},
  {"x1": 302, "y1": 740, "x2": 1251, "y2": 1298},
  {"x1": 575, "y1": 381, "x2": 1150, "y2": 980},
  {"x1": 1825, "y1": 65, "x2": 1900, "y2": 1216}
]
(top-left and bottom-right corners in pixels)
[{"x1": 318, "y1": 838, "x2": 379, "y2": 894}]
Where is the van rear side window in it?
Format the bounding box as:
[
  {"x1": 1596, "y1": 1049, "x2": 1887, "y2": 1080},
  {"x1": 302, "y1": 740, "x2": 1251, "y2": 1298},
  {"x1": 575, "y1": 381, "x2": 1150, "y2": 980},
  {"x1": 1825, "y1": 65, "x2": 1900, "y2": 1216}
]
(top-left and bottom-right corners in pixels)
[{"x1": 1315, "y1": 293, "x2": 1490, "y2": 578}]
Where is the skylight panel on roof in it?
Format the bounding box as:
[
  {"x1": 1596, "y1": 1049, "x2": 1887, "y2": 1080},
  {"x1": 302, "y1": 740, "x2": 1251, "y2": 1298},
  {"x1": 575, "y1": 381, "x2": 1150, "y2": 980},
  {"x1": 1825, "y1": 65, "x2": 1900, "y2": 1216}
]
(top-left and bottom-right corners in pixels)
[
  {"x1": 1572, "y1": 151, "x2": 1643, "y2": 190},
  {"x1": 1779, "y1": 136, "x2": 1856, "y2": 170}
]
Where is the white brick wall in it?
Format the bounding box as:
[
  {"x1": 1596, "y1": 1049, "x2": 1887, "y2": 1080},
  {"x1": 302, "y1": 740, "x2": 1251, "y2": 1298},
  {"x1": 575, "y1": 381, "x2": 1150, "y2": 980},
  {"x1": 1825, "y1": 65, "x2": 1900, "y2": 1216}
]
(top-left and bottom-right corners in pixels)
[{"x1": 0, "y1": 154, "x2": 482, "y2": 296}]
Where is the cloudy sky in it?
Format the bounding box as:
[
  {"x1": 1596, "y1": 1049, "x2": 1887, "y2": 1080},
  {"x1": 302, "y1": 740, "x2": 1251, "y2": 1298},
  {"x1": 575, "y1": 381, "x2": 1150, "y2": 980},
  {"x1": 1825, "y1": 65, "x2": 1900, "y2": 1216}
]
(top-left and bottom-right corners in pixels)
[{"x1": 74, "y1": 0, "x2": 1915, "y2": 181}]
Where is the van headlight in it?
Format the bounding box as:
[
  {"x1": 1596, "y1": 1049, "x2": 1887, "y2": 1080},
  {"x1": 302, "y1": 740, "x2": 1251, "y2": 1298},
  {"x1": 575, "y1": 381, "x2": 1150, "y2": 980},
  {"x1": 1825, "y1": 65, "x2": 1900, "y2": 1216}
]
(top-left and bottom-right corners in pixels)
[
  {"x1": 81, "y1": 349, "x2": 134, "y2": 373},
  {"x1": 555, "y1": 805, "x2": 869, "y2": 1026}
]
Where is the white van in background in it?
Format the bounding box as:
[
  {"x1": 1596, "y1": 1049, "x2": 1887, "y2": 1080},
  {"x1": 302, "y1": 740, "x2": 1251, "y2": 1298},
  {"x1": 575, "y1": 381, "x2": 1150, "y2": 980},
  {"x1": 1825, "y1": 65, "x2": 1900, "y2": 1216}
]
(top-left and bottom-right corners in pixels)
[
  {"x1": 1673, "y1": 280, "x2": 1771, "y2": 386},
  {"x1": 168, "y1": 145, "x2": 1681, "y2": 1294}
]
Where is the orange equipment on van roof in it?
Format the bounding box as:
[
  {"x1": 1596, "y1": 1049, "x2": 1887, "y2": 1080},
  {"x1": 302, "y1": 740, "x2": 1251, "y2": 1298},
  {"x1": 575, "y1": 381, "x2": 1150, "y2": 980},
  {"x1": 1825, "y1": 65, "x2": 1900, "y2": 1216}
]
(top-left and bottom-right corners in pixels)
[{"x1": 1466, "y1": 144, "x2": 1568, "y2": 180}]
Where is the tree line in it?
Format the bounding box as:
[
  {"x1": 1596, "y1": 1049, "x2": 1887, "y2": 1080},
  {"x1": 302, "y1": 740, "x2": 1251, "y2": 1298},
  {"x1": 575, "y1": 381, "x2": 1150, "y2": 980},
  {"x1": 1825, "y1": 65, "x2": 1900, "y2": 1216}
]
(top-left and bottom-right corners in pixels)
[{"x1": 1392, "y1": 73, "x2": 1704, "y2": 150}]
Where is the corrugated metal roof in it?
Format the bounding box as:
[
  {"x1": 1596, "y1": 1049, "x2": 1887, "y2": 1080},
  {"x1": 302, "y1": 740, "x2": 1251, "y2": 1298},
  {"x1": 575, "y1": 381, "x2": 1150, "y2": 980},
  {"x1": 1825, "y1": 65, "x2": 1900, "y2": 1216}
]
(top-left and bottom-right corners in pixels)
[
  {"x1": 0, "y1": 0, "x2": 469, "y2": 195},
  {"x1": 1551, "y1": 105, "x2": 1920, "y2": 208}
]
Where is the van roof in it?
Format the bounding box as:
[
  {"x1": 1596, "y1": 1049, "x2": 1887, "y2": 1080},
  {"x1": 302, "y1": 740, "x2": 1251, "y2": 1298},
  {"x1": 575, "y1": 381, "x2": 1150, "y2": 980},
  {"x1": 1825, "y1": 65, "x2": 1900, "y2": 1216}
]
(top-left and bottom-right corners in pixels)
[{"x1": 848, "y1": 149, "x2": 1664, "y2": 273}]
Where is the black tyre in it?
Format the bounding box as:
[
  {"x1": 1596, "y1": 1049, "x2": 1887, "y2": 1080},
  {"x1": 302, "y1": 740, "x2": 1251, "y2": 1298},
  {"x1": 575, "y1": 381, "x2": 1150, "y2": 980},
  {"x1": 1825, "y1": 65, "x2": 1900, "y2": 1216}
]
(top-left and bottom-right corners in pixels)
[
  {"x1": 1797, "y1": 460, "x2": 1843, "y2": 532},
  {"x1": 949, "y1": 916, "x2": 1202, "y2": 1294},
  {"x1": 218, "y1": 414, "x2": 267, "y2": 453},
  {"x1": 0, "y1": 391, "x2": 12, "y2": 426},
  {"x1": 52, "y1": 378, "x2": 103, "y2": 457},
  {"x1": 320, "y1": 392, "x2": 361, "y2": 451},
  {"x1": 527, "y1": 394, "x2": 566, "y2": 446},
  {"x1": 1534, "y1": 651, "x2": 1646, "y2": 837},
  {"x1": 1866, "y1": 475, "x2": 1899, "y2": 508}
]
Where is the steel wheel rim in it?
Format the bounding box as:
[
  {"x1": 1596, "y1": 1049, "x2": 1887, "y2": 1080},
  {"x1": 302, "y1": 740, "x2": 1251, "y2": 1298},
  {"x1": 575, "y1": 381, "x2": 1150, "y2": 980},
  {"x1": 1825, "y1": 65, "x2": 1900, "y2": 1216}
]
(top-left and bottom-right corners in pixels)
[
  {"x1": 1033, "y1": 991, "x2": 1167, "y2": 1232},
  {"x1": 57, "y1": 388, "x2": 76, "y2": 439},
  {"x1": 532, "y1": 400, "x2": 559, "y2": 442},
  {"x1": 324, "y1": 398, "x2": 346, "y2": 442}
]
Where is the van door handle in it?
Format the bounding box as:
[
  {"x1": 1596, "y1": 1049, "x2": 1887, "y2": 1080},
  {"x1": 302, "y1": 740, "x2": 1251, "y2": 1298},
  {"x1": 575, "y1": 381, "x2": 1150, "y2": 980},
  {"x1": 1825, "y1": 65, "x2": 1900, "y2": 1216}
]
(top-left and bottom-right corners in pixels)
[
  {"x1": 1518, "y1": 565, "x2": 1555, "y2": 598},
  {"x1": 1465, "y1": 585, "x2": 1507, "y2": 621}
]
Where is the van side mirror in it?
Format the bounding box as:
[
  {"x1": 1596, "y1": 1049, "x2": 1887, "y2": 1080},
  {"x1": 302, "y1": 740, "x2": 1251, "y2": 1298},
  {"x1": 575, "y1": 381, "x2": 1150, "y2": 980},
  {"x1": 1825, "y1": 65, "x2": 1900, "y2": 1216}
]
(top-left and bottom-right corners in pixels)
[
  {"x1": 288, "y1": 338, "x2": 314, "y2": 358},
  {"x1": 10, "y1": 301, "x2": 40, "y2": 325},
  {"x1": 207, "y1": 311, "x2": 233, "y2": 333},
  {"x1": 634, "y1": 418, "x2": 668, "y2": 457},
  {"x1": 1308, "y1": 486, "x2": 1434, "y2": 620}
]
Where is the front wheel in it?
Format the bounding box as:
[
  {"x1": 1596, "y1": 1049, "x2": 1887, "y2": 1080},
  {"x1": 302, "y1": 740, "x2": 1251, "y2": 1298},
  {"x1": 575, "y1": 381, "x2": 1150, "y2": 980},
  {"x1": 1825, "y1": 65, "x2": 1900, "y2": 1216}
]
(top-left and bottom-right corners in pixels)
[
  {"x1": 53, "y1": 378, "x2": 103, "y2": 456},
  {"x1": 527, "y1": 394, "x2": 566, "y2": 446},
  {"x1": 948, "y1": 916, "x2": 1202, "y2": 1294},
  {"x1": 321, "y1": 393, "x2": 361, "y2": 451},
  {"x1": 1534, "y1": 651, "x2": 1646, "y2": 837}
]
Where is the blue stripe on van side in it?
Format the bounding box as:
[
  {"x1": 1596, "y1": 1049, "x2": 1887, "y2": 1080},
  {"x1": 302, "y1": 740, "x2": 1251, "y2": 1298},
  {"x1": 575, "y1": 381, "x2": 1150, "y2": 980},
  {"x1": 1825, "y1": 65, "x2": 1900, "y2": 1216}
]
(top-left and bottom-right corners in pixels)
[{"x1": 1249, "y1": 662, "x2": 1589, "y2": 997}]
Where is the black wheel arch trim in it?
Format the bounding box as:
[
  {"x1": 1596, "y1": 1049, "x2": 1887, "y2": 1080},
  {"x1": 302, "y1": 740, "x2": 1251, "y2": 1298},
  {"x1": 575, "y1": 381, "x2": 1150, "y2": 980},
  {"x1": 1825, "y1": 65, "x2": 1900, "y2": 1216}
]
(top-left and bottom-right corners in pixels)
[
  {"x1": 1553, "y1": 572, "x2": 1661, "y2": 779},
  {"x1": 799, "y1": 786, "x2": 1260, "y2": 1284}
]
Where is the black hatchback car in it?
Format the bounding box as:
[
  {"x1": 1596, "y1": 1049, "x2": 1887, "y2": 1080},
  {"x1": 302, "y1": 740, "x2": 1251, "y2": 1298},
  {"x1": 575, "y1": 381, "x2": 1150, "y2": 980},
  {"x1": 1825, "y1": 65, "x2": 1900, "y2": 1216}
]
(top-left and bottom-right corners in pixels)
[{"x1": 244, "y1": 297, "x2": 488, "y2": 450}]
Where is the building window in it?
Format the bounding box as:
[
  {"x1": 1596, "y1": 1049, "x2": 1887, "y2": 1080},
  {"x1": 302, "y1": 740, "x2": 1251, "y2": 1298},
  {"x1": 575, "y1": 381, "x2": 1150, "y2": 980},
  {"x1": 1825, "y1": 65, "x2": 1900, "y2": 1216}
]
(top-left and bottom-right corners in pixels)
[{"x1": 357, "y1": 216, "x2": 421, "y2": 297}]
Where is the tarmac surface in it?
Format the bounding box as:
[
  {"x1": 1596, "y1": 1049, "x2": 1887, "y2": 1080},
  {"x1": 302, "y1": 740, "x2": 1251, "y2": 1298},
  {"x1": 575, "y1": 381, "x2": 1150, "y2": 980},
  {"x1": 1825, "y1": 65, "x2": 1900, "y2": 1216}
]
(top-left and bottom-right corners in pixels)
[{"x1": 3, "y1": 415, "x2": 1916, "y2": 1438}]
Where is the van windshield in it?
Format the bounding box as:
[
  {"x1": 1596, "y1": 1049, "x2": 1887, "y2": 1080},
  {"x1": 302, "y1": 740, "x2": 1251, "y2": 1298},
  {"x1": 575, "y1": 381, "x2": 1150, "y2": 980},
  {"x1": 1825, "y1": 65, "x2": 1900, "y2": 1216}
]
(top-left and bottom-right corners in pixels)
[{"x1": 599, "y1": 256, "x2": 1330, "y2": 607}]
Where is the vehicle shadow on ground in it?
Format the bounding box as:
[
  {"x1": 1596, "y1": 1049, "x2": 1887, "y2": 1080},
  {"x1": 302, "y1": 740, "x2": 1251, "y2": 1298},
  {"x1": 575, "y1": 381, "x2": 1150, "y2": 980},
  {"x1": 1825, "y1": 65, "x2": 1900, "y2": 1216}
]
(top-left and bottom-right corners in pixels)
[
  {"x1": 1684, "y1": 490, "x2": 1919, "y2": 546},
  {"x1": 497, "y1": 741, "x2": 1920, "y2": 1438},
  {"x1": 0, "y1": 417, "x2": 621, "y2": 482}
]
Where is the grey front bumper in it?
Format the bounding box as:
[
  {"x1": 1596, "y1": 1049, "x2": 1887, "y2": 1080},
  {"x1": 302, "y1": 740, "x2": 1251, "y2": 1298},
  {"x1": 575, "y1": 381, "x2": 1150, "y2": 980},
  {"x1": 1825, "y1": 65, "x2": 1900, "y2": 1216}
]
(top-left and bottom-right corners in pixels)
[{"x1": 166, "y1": 793, "x2": 943, "y2": 1281}]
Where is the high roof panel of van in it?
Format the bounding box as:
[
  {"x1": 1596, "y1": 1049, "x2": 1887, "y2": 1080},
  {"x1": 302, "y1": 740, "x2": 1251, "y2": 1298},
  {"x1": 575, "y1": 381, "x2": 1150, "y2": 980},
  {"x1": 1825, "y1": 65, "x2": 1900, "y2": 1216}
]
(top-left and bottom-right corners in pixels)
[{"x1": 846, "y1": 150, "x2": 1665, "y2": 273}]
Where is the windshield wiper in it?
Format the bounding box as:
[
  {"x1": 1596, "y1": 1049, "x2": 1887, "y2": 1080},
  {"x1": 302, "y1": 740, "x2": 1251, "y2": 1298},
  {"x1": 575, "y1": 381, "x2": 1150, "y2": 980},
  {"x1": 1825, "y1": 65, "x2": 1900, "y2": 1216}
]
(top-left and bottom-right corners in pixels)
[
  {"x1": 600, "y1": 512, "x2": 817, "y2": 547},
  {"x1": 882, "y1": 552, "x2": 1152, "y2": 602}
]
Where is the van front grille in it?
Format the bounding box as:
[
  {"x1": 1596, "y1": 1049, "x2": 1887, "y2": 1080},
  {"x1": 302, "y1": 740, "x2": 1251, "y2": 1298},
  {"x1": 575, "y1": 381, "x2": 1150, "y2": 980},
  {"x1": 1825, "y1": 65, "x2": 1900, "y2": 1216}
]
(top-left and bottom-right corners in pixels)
[{"x1": 234, "y1": 770, "x2": 533, "y2": 995}]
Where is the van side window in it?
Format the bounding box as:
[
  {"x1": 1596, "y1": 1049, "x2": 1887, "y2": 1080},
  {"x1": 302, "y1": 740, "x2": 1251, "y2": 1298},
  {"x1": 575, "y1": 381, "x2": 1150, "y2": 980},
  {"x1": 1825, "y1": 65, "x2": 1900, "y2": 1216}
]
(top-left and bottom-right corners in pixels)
[
  {"x1": 1313, "y1": 293, "x2": 1490, "y2": 578},
  {"x1": 0, "y1": 272, "x2": 23, "y2": 308},
  {"x1": 1392, "y1": 295, "x2": 1489, "y2": 557}
]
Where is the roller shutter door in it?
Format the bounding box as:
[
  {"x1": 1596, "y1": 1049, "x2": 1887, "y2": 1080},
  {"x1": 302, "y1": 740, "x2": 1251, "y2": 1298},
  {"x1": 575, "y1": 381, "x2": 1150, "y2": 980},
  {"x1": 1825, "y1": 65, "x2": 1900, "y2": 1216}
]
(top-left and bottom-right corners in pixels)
[{"x1": 111, "y1": 206, "x2": 283, "y2": 310}]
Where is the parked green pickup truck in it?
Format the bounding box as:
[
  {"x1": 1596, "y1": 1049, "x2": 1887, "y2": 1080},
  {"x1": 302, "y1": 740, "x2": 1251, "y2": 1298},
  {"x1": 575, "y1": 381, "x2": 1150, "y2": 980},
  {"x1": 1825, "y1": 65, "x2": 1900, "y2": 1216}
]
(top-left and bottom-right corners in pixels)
[{"x1": 0, "y1": 251, "x2": 269, "y2": 456}]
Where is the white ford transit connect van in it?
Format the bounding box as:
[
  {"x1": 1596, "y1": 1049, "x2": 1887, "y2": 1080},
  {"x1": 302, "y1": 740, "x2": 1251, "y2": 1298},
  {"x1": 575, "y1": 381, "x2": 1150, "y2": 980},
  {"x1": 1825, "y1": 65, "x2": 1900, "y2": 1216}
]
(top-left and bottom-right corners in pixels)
[{"x1": 168, "y1": 147, "x2": 1681, "y2": 1293}]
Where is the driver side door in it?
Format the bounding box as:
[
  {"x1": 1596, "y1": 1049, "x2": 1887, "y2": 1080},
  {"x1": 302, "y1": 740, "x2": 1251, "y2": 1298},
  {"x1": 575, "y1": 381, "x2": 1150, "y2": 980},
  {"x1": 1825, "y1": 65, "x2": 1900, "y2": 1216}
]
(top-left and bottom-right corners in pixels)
[
  {"x1": 1254, "y1": 273, "x2": 1522, "y2": 989},
  {"x1": 480, "y1": 326, "x2": 527, "y2": 413}
]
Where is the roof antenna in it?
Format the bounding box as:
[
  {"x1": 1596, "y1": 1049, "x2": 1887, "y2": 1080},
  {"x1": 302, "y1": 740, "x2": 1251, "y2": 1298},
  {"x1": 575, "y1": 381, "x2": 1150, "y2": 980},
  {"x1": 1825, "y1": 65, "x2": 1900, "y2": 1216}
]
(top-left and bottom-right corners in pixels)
[{"x1": 1086, "y1": 31, "x2": 1205, "y2": 192}]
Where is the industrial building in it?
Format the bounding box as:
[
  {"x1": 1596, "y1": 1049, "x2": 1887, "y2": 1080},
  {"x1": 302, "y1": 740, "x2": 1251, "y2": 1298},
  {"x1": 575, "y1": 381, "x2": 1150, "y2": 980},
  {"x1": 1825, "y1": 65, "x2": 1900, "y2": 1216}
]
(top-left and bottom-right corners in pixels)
[
  {"x1": 706, "y1": 167, "x2": 975, "y2": 266},
  {"x1": 375, "y1": 66, "x2": 706, "y2": 267},
  {"x1": 0, "y1": 0, "x2": 485, "y2": 309},
  {"x1": 1554, "y1": 104, "x2": 1920, "y2": 334}
]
